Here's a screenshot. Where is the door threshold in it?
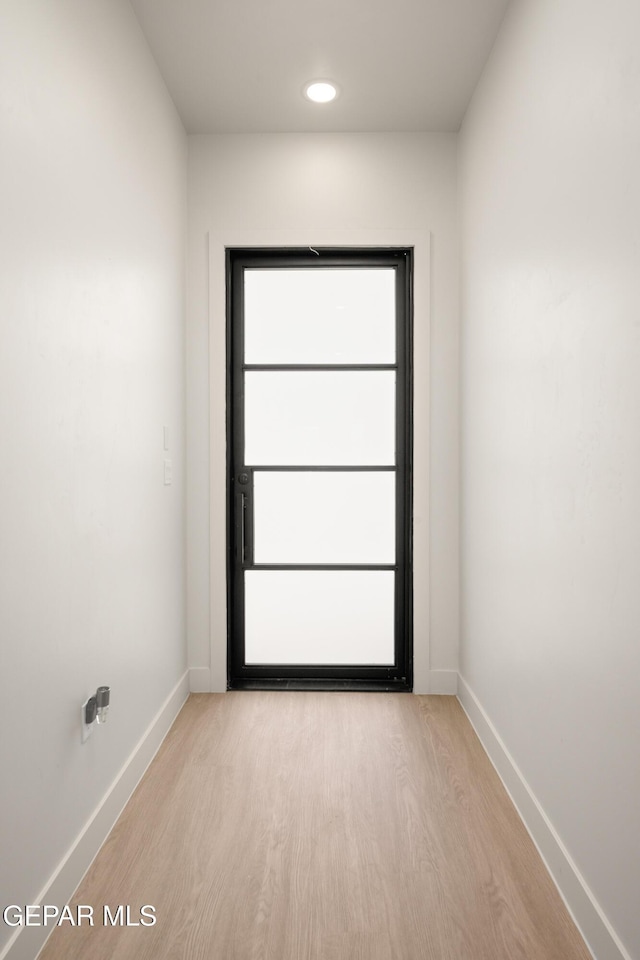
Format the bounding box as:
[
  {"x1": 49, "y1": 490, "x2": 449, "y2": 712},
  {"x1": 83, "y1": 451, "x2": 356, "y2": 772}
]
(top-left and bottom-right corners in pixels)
[{"x1": 229, "y1": 678, "x2": 412, "y2": 692}]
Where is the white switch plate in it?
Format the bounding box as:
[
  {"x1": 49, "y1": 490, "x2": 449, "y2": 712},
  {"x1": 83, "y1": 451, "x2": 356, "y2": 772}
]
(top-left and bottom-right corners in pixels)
[
  {"x1": 81, "y1": 699, "x2": 94, "y2": 743},
  {"x1": 164, "y1": 458, "x2": 172, "y2": 485}
]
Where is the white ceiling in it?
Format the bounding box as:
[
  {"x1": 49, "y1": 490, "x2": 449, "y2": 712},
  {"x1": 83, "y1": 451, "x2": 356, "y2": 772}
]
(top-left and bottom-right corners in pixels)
[{"x1": 129, "y1": 0, "x2": 510, "y2": 134}]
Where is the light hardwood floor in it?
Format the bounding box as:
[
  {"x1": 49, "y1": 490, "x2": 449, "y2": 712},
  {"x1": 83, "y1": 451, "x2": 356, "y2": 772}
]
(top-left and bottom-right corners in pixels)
[{"x1": 38, "y1": 693, "x2": 592, "y2": 960}]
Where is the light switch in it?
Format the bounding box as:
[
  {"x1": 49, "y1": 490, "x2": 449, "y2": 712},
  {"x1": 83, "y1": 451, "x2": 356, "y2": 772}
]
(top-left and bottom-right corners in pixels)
[{"x1": 164, "y1": 459, "x2": 172, "y2": 485}]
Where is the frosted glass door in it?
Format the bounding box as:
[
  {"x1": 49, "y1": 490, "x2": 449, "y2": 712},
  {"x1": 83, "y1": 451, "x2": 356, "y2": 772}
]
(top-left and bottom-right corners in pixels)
[
  {"x1": 229, "y1": 249, "x2": 411, "y2": 686},
  {"x1": 245, "y1": 571, "x2": 395, "y2": 664},
  {"x1": 245, "y1": 269, "x2": 396, "y2": 363},
  {"x1": 245, "y1": 371, "x2": 396, "y2": 466},
  {"x1": 253, "y1": 472, "x2": 395, "y2": 564}
]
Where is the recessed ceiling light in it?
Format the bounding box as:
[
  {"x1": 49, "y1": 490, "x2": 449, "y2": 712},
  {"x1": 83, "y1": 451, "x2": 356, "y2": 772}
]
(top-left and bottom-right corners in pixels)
[{"x1": 303, "y1": 80, "x2": 339, "y2": 104}]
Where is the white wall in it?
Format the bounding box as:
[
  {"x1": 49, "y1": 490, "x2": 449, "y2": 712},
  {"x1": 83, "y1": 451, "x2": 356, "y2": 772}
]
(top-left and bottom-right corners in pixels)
[
  {"x1": 0, "y1": 2, "x2": 187, "y2": 954},
  {"x1": 187, "y1": 133, "x2": 459, "y2": 693},
  {"x1": 459, "y1": 1, "x2": 640, "y2": 957}
]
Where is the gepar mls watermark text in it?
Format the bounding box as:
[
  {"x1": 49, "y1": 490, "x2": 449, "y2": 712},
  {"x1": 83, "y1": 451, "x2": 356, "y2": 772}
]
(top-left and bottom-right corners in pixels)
[{"x1": 3, "y1": 904, "x2": 156, "y2": 927}]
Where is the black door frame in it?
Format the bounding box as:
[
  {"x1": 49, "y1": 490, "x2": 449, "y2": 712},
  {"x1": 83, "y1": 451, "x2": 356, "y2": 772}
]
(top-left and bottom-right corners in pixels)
[{"x1": 226, "y1": 247, "x2": 413, "y2": 691}]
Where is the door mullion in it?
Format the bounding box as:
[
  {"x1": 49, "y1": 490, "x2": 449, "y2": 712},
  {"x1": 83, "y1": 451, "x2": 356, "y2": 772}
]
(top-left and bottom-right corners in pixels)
[
  {"x1": 247, "y1": 464, "x2": 397, "y2": 472},
  {"x1": 243, "y1": 363, "x2": 397, "y2": 372}
]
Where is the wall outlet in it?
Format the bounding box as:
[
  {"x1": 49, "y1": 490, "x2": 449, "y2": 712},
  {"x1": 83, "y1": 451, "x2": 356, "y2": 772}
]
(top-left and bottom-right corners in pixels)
[{"x1": 81, "y1": 699, "x2": 95, "y2": 743}]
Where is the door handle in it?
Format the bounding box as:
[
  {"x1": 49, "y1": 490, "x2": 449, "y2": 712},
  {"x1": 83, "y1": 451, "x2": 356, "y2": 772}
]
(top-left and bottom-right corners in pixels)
[
  {"x1": 241, "y1": 492, "x2": 247, "y2": 565},
  {"x1": 238, "y1": 469, "x2": 253, "y2": 566}
]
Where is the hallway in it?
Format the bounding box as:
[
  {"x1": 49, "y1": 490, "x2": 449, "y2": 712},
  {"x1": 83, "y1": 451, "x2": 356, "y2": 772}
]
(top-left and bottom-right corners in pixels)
[
  {"x1": 39, "y1": 694, "x2": 590, "y2": 960},
  {"x1": 3, "y1": 2, "x2": 640, "y2": 958}
]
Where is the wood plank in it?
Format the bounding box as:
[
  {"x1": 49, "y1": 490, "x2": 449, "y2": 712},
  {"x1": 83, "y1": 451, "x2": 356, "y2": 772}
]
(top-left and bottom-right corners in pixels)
[{"x1": 38, "y1": 693, "x2": 592, "y2": 960}]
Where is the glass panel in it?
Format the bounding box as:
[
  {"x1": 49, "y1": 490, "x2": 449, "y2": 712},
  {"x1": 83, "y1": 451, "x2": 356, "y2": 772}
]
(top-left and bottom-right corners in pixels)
[
  {"x1": 253, "y1": 471, "x2": 395, "y2": 564},
  {"x1": 245, "y1": 571, "x2": 395, "y2": 664},
  {"x1": 244, "y1": 268, "x2": 396, "y2": 364},
  {"x1": 244, "y1": 371, "x2": 395, "y2": 466}
]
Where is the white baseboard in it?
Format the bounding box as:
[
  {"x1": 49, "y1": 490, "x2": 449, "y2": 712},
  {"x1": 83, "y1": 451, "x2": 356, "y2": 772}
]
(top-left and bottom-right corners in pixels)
[
  {"x1": 189, "y1": 666, "x2": 211, "y2": 692},
  {"x1": 414, "y1": 669, "x2": 458, "y2": 695},
  {"x1": 457, "y1": 675, "x2": 631, "y2": 960},
  {"x1": 0, "y1": 671, "x2": 190, "y2": 960}
]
